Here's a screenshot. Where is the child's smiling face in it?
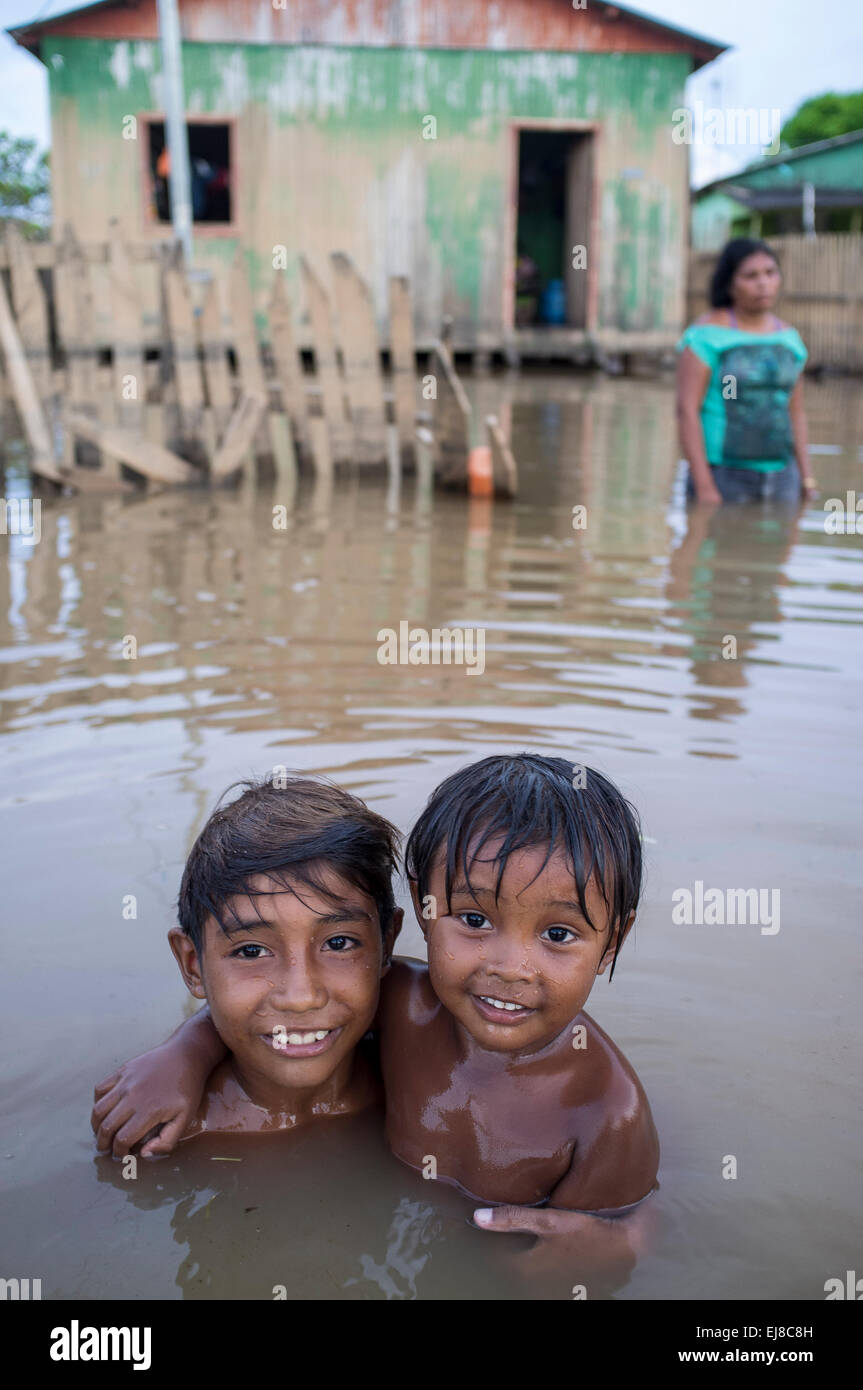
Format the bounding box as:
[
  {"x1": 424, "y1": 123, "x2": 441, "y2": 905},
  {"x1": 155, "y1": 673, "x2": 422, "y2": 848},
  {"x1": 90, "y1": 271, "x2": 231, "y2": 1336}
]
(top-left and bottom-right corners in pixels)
[
  {"x1": 413, "y1": 838, "x2": 631, "y2": 1056},
  {"x1": 170, "y1": 867, "x2": 398, "y2": 1106}
]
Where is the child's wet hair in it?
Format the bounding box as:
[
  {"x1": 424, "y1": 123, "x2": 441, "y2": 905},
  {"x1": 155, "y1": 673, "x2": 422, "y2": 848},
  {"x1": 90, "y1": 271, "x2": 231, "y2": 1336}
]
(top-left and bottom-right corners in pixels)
[
  {"x1": 178, "y1": 774, "x2": 400, "y2": 954},
  {"x1": 405, "y1": 753, "x2": 642, "y2": 979}
]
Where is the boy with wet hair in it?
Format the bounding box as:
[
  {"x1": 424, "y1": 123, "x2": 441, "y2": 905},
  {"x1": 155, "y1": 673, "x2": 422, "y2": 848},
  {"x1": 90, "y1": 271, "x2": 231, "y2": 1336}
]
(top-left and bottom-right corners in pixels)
[
  {"x1": 93, "y1": 775, "x2": 401, "y2": 1151},
  {"x1": 94, "y1": 755, "x2": 657, "y2": 1232}
]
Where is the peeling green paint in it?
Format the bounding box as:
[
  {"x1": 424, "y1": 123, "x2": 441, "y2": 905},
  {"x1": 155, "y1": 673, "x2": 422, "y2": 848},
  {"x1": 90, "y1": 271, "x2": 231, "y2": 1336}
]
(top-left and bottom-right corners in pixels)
[{"x1": 43, "y1": 37, "x2": 691, "y2": 339}]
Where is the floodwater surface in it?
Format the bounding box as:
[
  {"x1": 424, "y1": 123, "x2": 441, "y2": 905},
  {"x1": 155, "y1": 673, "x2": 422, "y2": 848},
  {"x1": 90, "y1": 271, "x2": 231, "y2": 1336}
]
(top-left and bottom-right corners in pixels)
[{"x1": 1, "y1": 371, "x2": 861, "y2": 1300}]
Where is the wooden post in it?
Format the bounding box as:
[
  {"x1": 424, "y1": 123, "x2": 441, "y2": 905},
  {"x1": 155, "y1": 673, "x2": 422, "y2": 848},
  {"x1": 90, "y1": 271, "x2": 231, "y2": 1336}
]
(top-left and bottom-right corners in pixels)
[
  {"x1": 486, "y1": 415, "x2": 518, "y2": 499},
  {"x1": 198, "y1": 274, "x2": 234, "y2": 457},
  {"x1": 6, "y1": 223, "x2": 51, "y2": 402},
  {"x1": 54, "y1": 223, "x2": 99, "y2": 468},
  {"x1": 430, "y1": 340, "x2": 472, "y2": 488},
  {"x1": 163, "y1": 247, "x2": 206, "y2": 460},
  {"x1": 330, "y1": 252, "x2": 387, "y2": 465},
  {"x1": 107, "y1": 222, "x2": 145, "y2": 438},
  {"x1": 0, "y1": 271, "x2": 62, "y2": 483},
  {"x1": 268, "y1": 269, "x2": 310, "y2": 459},
  {"x1": 229, "y1": 245, "x2": 271, "y2": 463},
  {"x1": 300, "y1": 255, "x2": 352, "y2": 464},
  {"x1": 388, "y1": 275, "x2": 417, "y2": 466}
]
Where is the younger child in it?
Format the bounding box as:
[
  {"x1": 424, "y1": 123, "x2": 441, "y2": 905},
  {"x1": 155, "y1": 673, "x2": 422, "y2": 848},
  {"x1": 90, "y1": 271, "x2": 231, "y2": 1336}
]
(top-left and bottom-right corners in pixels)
[
  {"x1": 379, "y1": 754, "x2": 658, "y2": 1214},
  {"x1": 94, "y1": 756, "x2": 657, "y2": 1220}
]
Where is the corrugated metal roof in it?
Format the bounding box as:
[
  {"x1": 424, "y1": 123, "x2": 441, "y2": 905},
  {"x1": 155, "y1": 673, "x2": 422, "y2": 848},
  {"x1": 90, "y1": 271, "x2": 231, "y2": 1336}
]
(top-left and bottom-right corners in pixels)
[{"x1": 8, "y1": 0, "x2": 727, "y2": 69}]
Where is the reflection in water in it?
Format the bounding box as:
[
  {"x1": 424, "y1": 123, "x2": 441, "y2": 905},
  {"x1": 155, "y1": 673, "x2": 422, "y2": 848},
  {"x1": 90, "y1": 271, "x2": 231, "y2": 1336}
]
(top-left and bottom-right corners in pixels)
[{"x1": 1, "y1": 372, "x2": 861, "y2": 1301}]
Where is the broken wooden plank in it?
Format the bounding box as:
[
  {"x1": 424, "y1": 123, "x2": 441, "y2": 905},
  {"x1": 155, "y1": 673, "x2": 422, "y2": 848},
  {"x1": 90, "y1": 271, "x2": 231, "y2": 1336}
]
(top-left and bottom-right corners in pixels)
[
  {"x1": 54, "y1": 223, "x2": 99, "y2": 469},
  {"x1": 0, "y1": 271, "x2": 62, "y2": 482},
  {"x1": 6, "y1": 223, "x2": 51, "y2": 401},
  {"x1": 107, "y1": 222, "x2": 145, "y2": 436},
  {"x1": 54, "y1": 223, "x2": 98, "y2": 411},
  {"x1": 388, "y1": 275, "x2": 417, "y2": 464},
  {"x1": 163, "y1": 254, "x2": 206, "y2": 446},
  {"x1": 330, "y1": 252, "x2": 388, "y2": 466},
  {"x1": 486, "y1": 415, "x2": 519, "y2": 499},
  {"x1": 63, "y1": 409, "x2": 198, "y2": 485},
  {"x1": 300, "y1": 255, "x2": 352, "y2": 464},
  {"x1": 210, "y1": 391, "x2": 266, "y2": 480},
  {"x1": 268, "y1": 269, "x2": 310, "y2": 458},
  {"x1": 430, "y1": 340, "x2": 472, "y2": 488},
  {"x1": 199, "y1": 276, "x2": 233, "y2": 439},
  {"x1": 229, "y1": 246, "x2": 271, "y2": 459}
]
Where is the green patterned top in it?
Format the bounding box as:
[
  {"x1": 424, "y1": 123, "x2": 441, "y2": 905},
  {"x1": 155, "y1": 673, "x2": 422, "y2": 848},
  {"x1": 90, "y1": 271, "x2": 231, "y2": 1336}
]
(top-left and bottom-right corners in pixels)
[{"x1": 678, "y1": 321, "x2": 807, "y2": 471}]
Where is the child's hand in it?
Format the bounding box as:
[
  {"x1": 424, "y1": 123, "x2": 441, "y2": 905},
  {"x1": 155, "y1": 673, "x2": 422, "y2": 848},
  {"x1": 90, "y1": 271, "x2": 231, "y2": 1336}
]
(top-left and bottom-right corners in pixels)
[
  {"x1": 91, "y1": 1043, "x2": 201, "y2": 1158},
  {"x1": 471, "y1": 1196, "x2": 657, "y2": 1278}
]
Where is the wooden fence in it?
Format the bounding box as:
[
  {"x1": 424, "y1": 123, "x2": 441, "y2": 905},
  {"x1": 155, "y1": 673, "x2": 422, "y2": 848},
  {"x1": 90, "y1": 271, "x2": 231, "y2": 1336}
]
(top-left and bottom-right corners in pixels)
[
  {"x1": 0, "y1": 221, "x2": 517, "y2": 499},
  {"x1": 687, "y1": 235, "x2": 863, "y2": 372}
]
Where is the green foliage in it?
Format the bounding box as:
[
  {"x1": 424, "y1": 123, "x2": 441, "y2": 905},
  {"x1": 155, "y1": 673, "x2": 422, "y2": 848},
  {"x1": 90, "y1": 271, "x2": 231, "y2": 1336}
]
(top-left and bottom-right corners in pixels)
[
  {"x1": 780, "y1": 92, "x2": 863, "y2": 150},
  {"x1": 0, "y1": 131, "x2": 51, "y2": 237}
]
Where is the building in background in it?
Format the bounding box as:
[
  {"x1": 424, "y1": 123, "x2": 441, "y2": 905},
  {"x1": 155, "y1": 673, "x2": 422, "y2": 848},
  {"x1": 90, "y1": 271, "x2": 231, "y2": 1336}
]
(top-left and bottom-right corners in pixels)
[
  {"x1": 10, "y1": 0, "x2": 725, "y2": 356},
  {"x1": 692, "y1": 130, "x2": 863, "y2": 251}
]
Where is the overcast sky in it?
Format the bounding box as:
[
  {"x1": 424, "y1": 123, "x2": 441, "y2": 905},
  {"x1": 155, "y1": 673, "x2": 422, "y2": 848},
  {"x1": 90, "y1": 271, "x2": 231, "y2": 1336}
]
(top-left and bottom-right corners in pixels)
[{"x1": 1, "y1": 0, "x2": 862, "y2": 186}]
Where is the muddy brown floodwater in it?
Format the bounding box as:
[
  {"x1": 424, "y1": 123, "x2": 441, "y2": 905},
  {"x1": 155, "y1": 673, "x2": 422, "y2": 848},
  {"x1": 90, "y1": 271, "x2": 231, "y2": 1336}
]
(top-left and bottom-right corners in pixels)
[{"x1": 1, "y1": 371, "x2": 861, "y2": 1300}]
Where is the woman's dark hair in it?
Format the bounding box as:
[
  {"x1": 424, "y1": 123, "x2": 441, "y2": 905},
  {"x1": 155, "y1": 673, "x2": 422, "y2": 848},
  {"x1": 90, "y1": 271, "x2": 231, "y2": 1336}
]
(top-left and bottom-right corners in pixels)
[
  {"x1": 709, "y1": 238, "x2": 780, "y2": 308},
  {"x1": 404, "y1": 753, "x2": 643, "y2": 981},
  {"x1": 178, "y1": 774, "x2": 400, "y2": 953}
]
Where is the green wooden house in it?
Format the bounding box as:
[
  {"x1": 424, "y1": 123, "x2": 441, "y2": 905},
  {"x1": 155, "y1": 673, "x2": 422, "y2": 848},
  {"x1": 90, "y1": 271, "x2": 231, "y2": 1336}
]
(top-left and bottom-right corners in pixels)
[{"x1": 10, "y1": 0, "x2": 725, "y2": 356}]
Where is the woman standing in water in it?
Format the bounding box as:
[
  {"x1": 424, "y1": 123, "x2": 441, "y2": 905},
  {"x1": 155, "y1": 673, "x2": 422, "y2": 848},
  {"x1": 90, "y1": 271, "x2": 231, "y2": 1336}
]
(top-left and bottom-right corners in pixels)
[{"x1": 676, "y1": 239, "x2": 817, "y2": 504}]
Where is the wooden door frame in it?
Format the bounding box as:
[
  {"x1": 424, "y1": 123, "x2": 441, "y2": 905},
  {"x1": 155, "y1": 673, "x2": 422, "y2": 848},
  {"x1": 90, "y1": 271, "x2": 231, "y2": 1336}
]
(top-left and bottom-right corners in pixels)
[{"x1": 503, "y1": 118, "x2": 601, "y2": 335}]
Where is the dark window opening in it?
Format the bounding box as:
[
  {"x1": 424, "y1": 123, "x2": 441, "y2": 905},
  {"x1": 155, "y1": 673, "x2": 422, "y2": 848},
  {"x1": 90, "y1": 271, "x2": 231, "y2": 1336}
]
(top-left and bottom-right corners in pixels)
[{"x1": 148, "y1": 121, "x2": 232, "y2": 225}]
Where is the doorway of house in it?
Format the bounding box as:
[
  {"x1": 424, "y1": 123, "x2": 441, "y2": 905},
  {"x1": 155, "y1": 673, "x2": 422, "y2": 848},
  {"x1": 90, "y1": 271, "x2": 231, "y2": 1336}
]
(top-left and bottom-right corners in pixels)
[{"x1": 515, "y1": 128, "x2": 594, "y2": 330}]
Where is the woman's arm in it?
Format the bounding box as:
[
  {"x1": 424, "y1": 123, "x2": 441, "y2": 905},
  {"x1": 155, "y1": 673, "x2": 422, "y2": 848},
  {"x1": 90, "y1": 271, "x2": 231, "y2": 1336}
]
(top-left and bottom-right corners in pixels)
[
  {"x1": 676, "y1": 347, "x2": 722, "y2": 504},
  {"x1": 91, "y1": 1007, "x2": 227, "y2": 1158},
  {"x1": 788, "y1": 377, "x2": 816, "y2": 499}
]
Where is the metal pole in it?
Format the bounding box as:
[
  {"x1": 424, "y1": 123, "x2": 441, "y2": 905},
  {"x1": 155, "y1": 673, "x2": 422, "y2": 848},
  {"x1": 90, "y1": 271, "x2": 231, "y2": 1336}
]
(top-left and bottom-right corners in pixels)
[{"x1": 156, "y1": 0, "x2": 193, "y2": 264}]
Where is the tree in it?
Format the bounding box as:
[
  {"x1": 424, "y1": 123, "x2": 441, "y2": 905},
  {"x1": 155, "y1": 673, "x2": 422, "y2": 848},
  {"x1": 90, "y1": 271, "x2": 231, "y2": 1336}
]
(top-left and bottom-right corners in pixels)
[
  {"x1": 0, "y1": 131, "x2": 51, "y2": 237},
  {"x1": 780, "y1": 92, "x2": 863, "y2": 150}
]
